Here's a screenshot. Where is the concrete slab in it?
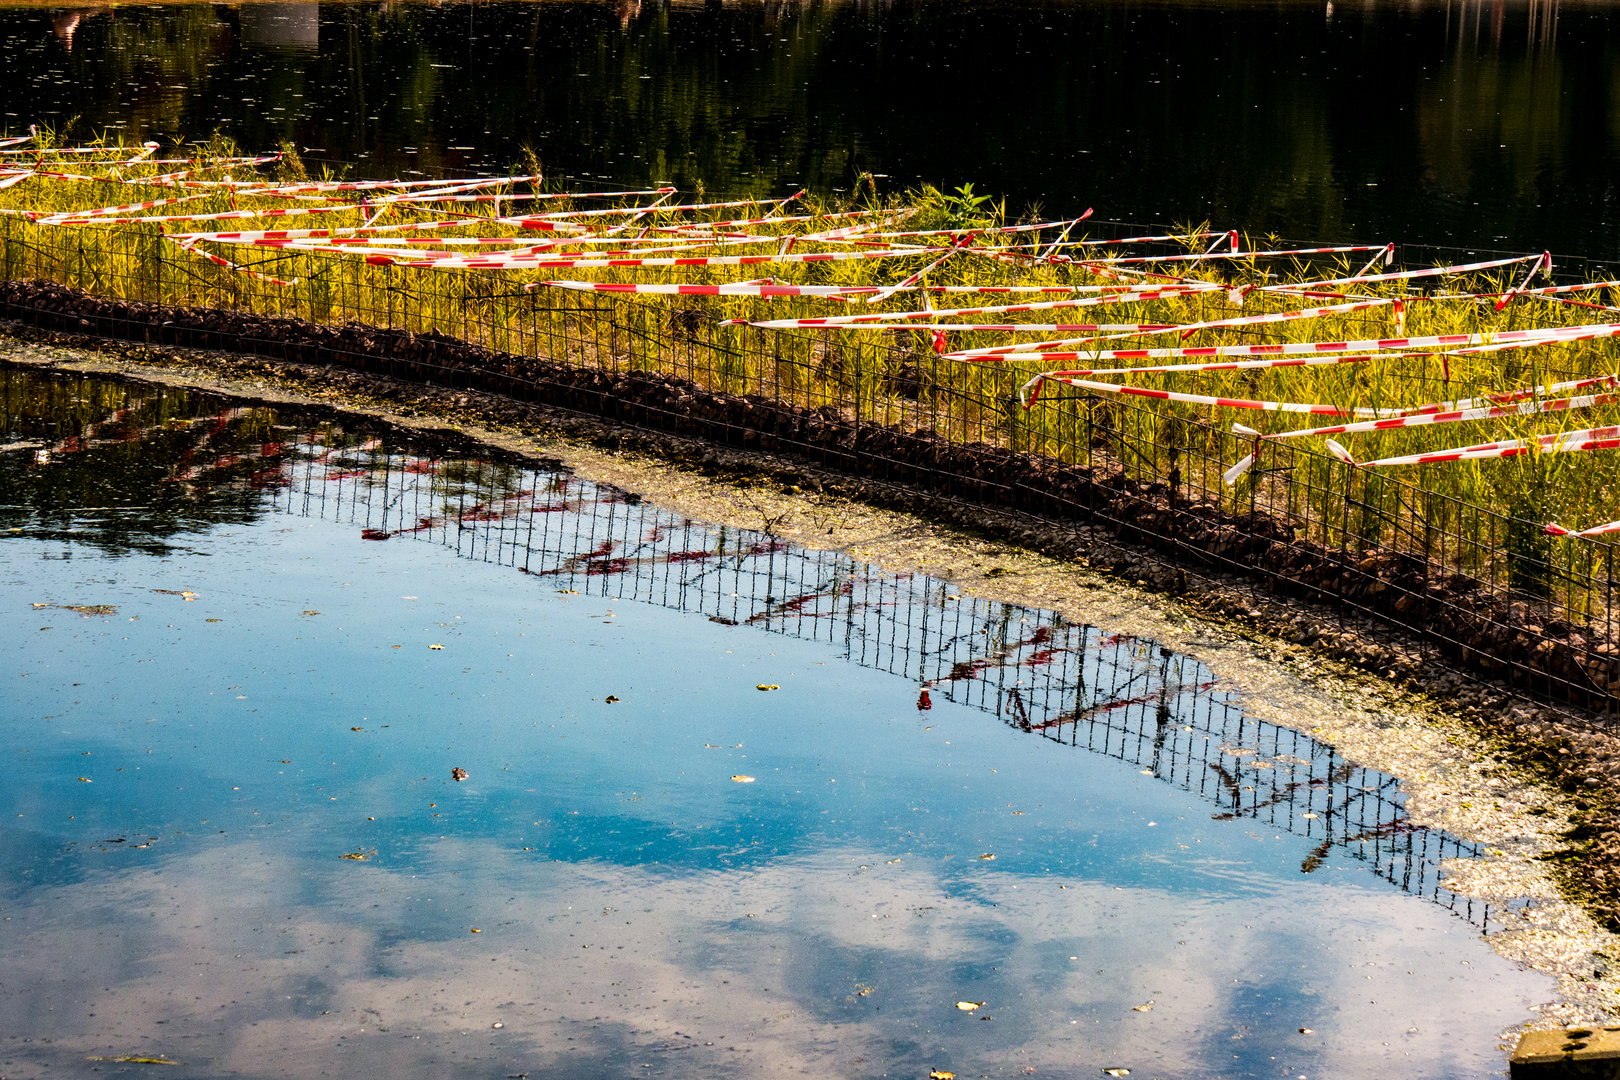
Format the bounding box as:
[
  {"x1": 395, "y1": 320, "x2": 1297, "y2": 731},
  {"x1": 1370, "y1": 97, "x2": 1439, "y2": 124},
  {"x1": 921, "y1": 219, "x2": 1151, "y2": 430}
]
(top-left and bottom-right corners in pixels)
[{"x1": 1512, "y1": 1027, "x2": 1620, "y2": 1078}]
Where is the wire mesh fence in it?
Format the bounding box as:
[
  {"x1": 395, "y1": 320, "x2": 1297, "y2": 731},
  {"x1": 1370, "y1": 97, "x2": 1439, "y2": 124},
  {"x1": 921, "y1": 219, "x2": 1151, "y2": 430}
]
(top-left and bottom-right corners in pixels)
[
  {"x1": 281, "y1": 438, "x2": 1495, "y2": 930},
  {"x1": 0, "y1": 361, "x2": 1504, "y2": 928},
  {"x1": 5, "y1": 213, "x2": 1620, "y2": 714}
]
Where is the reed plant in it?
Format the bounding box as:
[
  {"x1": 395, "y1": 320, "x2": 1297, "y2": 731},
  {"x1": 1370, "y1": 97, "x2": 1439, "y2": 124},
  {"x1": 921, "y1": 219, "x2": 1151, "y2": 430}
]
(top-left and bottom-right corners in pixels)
[{"x1": 5, "y1": 140, "x2": 1620, "y2": 601}]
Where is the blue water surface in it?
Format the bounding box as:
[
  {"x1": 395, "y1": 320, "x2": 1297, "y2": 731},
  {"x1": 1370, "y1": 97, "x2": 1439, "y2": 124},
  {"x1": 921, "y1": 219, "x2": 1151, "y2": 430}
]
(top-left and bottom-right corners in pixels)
[{"x1": 0, "y1": 369, "x2": 1547, "y2": 1078}]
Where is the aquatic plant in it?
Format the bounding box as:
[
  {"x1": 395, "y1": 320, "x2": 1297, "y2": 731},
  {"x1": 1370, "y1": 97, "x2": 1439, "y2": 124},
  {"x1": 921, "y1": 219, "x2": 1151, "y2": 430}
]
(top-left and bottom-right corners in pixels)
[{"x1": 4, "y1": 133, "x2": 1620, "y2": 628}]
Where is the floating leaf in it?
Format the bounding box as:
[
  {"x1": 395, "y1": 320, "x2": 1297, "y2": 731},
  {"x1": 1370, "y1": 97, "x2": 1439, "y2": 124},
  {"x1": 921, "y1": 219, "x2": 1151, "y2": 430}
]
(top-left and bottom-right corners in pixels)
[
  {"x1": 428, "y1": 643, "x2": 444, "y2": 650},
  {"x1": 451, "y1": 767, "x2": 468, "y2": 782},
  {"x1": 756, "y1": 684, "x2": 779, "y2": 691},
  {"x1": 1132, "y1": 1000, "x2": 1154, "y2": 1012},
  {"x1": 350, "y1": 726, "x2": 364, "y2": 732},
  {"x1": 955, "y1": 1001, "x2": 984, "y2": 1012},
  {"x1": 470, "y1": 927, "x2": 482, "y2": 933},
  {"x1": 302, "y1": 610, "x2": 320, "y2": 617},
  {"x1": 731, "y1": 775, "x2": 756, "y2": 783},
  {"x1": 87, "y1": 1057, "x2": 181, "y2": 1065},
  {"x1": 77, "y1": 777, "x2": 91, "y2": 783},
  {"x1": 977, "y1": 853, "x2": 995, "y2": 860},
  {"x1": 339, "y1": 850, "x2": 372, "y2": 861},
  {"x1": 63, "y1": 604, "x2": 116, "y2": 616},
  {"x1": 30, "y1": 602, "x2": 47, "y2": 608}
]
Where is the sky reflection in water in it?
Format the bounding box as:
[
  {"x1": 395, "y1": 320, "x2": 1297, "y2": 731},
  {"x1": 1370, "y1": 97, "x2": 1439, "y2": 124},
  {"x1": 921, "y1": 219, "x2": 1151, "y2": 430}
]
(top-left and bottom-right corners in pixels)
[{"x1": 0, "y1": 370, "x2": 1547, "y2": 1078}]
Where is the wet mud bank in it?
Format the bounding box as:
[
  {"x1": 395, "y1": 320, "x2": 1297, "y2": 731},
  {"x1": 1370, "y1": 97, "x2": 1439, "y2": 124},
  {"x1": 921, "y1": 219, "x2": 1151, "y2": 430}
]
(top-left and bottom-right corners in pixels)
[{"x1": 8, "y1": 280, "x2": 1620, "y2": 949}]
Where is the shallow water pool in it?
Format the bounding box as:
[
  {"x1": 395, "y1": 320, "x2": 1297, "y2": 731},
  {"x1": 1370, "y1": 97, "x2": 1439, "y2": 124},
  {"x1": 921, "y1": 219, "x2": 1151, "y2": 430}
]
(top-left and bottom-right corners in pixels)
[{"x1": 0, "y1": 368, "x2": 1546, "y2": 1078}]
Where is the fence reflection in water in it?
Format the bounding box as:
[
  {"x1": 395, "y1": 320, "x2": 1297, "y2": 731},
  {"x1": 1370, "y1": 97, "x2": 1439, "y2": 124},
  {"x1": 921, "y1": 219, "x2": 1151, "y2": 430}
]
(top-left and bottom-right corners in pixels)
[{"x1": 278, "y1": 435, "x2": 1494, "y2": 931}]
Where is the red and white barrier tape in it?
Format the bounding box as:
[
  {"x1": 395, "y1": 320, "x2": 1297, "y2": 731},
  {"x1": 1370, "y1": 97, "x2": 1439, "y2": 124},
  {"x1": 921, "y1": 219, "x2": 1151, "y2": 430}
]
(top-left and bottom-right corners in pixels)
[
  {"x1": 41, "y1": 201, "x2": 373, "y2": 226},
  {"x1": 0, "y1": 142, "x2": 158, "y2": 156},
  {"x1": 755, "y1": 320, "x2": 1183, "y2": 334},
  {"x1": 166, "y1": 236, "x2": 297, "y2": 287},
  {"x1": 366, "y1": 175, "x2": 543, "y2": 203},
  {"x1": 1078, "y1": 297, "x2": 1403, "y2": 345},
  {"x1": 491, "y1": 194, "x2": 801, "y2": 228},
  {"x1": 946, "y1": 315, "x2": 1620, "y2": 362},
  {"x1": 1256, "y1": 252, "x2": 1546, "y2": 295},
  {"x1": 529, "y1": 280, "x2": 875, "y2": 297},
  {"x1": 817, "y1": 212, "x2": 1093, "y2": 244},
  {"x1": 171, "y1": 220, "x2": 492, "y2": 242},
  {"x1": 865, "y1": 233, "x2": 977, "y2": 304},
  {"x1": 1324, "y1": 425, "x2": 1620, "y2": 469},
  {"x1": 1220, "y1": 378, "x2": 1620, "y2": 483},
  {"x1": 355, "y1": 245, "x2": 942, "y2": 270},
  {"x1": 1019, "y1": 372, "x2": 1401, "y2": 418},
  {"x1": 1042, "y1": 242, "x2": 1390, "y2": 267},
  {"x1": 37, "y1": 193, "x2": 210, "y2": 223},
  {"x1": 770, "y1": 296, "x2": 1404, "y2": 338},
  {"x1": 1546, "y1": 518, "x2": 1620, "y2": 540},
  {"x1": 727, "y1": 284, "x2": 1224, "y2": 328}
]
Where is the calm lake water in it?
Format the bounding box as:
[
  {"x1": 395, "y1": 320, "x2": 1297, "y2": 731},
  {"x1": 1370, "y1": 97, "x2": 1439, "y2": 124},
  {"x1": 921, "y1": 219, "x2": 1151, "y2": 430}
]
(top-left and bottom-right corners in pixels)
[
  {"x1": 1, "y1": 0, "x2": 1617, "y2": 260},
  {"x1": 0, "y1": 366, "x2": 1548, "y2": 1077}
]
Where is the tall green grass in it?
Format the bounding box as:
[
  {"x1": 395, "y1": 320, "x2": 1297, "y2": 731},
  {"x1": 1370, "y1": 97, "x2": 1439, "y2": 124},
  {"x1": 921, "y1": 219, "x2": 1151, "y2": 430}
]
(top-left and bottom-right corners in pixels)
[{"x1": 5, "y1": 139, "x2": 1620, "y2": 606}]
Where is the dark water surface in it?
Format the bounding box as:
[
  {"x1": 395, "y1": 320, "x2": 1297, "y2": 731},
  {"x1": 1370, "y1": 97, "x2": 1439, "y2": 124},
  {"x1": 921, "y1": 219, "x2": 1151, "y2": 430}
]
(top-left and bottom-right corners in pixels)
[
  {"x1": 1, "y1": 0, "x2": 1618, "y2": 260},
  {"x1": 1, "y1": 367, "x2": 1546, "y2": 1078}
]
